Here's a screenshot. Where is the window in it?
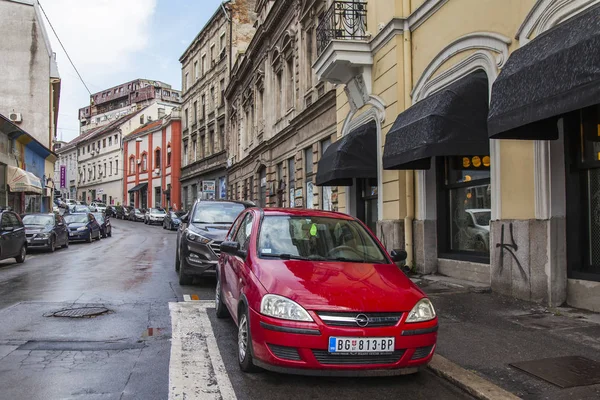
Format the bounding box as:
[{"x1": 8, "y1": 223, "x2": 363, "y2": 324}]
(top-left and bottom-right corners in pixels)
[
  {"x1": 210, "y1": 44, "x2": 215, "y2": 63},
  {"x1": 201, "y1": 54, "x2": 206, "y2": 75},
  {"x1": 77, "y1": 148, "x2": 80, "y2": 156},
  {"x1": 201, "y1": 95, "x2": 206, "y2": 119},
  {"x1": 438, "y1": 156, "x2": 491, "y2": 259},
  {"x1": 155, "y1": 149, "x2": 161, "y2": 169},
  {"x1": 167, "y1": 145, "x2": 172, "y2": 166},
  {"x1": 194, "y1": 61, "x2": 199, "y2": 79},
  {"x1": 141, "y1": 153, "x2": 148, "y2": 171},
  {"x1": 220, "y1": 33, "x2": 225, "y2": 52},
  {"x1": 183, "y1": 142, "x2": 188, "y2": 165},
  {"x1": 288, "y1": 157, "x2": 295, "y2": 207},
  {"x1": 87, "y1": 145, "x2": 90, "y2": 153},
  {"x1": 210, "y1": 87, "x2": 215, "y2": 112},
  {"x1": 218, "y1": 122, "x2": 225, "y2": 153},
  {"x1": 184, "y1": 72, "x2": 189, "y2": 91},
  {"x1": 320, "y1": 138, "x2": 332, "y2": 211},
  {"x1": 305, "y1": 147, "x2": 314, "y2": 209},
  {"x1": 114, "y1": 134, "x2": 118, "y2": 143},
  {"x1": 108, "y1": 137, "x2": 112, "y2": 146},
  {"x1": 140, "y1": 115, "x2": 144, "y2": 124},
  {"x1": 234, "y1": 213, "x2": 254, "y2": 251},
  {"x1": 208, "y1": 130, "x2": 214, "y2": 155},
  {"x1": 305, "y1": 28, "x2": 314, "y2": 89},
  {"x1": 193, "y1": 101, "x2": 198, "y2": 124},
  {"x1": 184, "y1": 109, "x2": 189, "y2": 128},
  {"x1": 220, "y1": 79, "x2": 225, "y2": 106},
  {"x1": 285, "y1": 56, "x2": 294, "y2": 110},
  {"x1": 192, "y1": 138, "x2": 198, "y2": 161},
  {"x1": 110, "y1": 162, "x2": 113, "y2": 176},
  {"x1": 115, "y1": 159, "x2": 118, "y2": 174},
  {"x1": 155, "y1": 187, "x2": 161, "y2": 207},
  {"x1": 103, "y1": 138, "x2": 106, "y2": 148},
  {"x1": 104, "y1": 163, "x2": 107, "y2": 177},
  {"x1": 276, "y1": 71, "x2": 283, "y2": 118}
]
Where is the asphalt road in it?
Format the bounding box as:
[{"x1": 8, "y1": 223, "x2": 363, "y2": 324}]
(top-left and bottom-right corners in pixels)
[{"x1": 0, "y1": 219, "x2": 473, "y2": 400}]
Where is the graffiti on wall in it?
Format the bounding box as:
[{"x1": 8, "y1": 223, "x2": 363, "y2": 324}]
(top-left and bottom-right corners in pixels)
[{"x1": 495, "y1": 223, "x2": 527, "y2": 280}]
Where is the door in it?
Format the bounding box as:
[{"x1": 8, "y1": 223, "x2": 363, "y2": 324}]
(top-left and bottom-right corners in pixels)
[
  {"x1": 226, "y1": 212, "x2": 254, "y2": 321},
  {"x1": 356, "y1": 178, "x2": 379, "y2": 234},
  {"x1": 0, "y1": 213, "x2": 16, "y2": 258}
]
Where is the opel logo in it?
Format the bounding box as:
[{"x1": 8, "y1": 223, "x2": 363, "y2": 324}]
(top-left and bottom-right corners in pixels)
[{"x1": 355, "y1": 314, "x2": 369, "y2": 327}]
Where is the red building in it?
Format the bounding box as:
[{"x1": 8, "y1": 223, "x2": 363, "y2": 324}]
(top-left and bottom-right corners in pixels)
[{"x1": 123, "y1": 111, "x2": 182, "y2": 210}]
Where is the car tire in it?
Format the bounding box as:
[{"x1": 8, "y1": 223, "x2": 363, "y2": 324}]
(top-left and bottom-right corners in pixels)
[
  {"x1": 101, "y1": 229, "x2": 107, "y2": 239},
  {"x1": 163, "y1": 222, "x2": 166, "y2": 229},
  {"x1": 175, "y1": 245, "x2": 181, "y2": 272},
  {"x1": 108, "y1": 230, "x2": 112, "y2": 238},
  {"x1": 49, "y1": 236, "x2": 56, "y2": 252},
  {"x1": 178, "y1": 258, "x2": 192, "y2": 285},
  {"x1": 15, "y1": 245, "x2": 26, "y2": 264},
  {"x1": 238, "y1": 306, "x2": 259, "y2": 372},
  {"x1": 63, "y1": 237, "x2": 69, "y2": 249},
  {"x1": 215, "y1": 274, "x2": 229, "y2": 319},
  {"x1": 86, "y1": 231, "x2": 92, "y2": 243}
]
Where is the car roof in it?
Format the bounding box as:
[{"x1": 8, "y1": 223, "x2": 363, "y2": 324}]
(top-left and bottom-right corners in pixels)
[
  {"x1": 195, "y1": 199, "x2": 255, "y2": 207},
  {"x1": 24, "y1": 213, "x2": 54, "y2": 216},
  {"x1": 256, "y1": 208, "x2": 355, "y2": 220}
]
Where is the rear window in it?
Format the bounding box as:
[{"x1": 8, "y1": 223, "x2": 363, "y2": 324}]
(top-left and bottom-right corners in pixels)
[{"x1": 192, "y1": 202, "x2": 245, "y2": 224}]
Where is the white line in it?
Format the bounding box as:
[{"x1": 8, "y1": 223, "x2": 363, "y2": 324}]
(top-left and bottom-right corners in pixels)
[
  {"x1": 168, "y1": 302, "x2": 237, "y2": 400},
  {"x1": 183, "y1": 294, "x2": 191, "y2": 302}
]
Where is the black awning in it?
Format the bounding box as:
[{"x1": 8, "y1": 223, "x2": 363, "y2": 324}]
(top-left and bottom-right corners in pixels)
[
  {"x1": 315, "y1": 121, "x2": 377, "y2": 186},
  {"x1": 128, "y1": 182, "x2": 148, "y2": 193},
  {"x1": 383, "y1": 71, "x2": 489, "y2": 170},
  {"x1": 488, "y1": 4, "x2": 600, "y2": 140}
]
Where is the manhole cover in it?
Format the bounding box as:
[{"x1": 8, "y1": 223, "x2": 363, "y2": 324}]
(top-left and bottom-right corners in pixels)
[
  {"x1": 510, "y1": 356, "x2": 600, "y2": 388},
  {"x1": 52, "y1": 307, "x2": 110, "y2": 318}
]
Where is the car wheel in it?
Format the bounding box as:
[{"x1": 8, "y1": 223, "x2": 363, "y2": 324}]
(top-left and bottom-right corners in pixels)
[
  {"x1": 15, "y1": 245, "x2": 26, "y2": 263},
  {"x1": 86, "y1": 231, "x2": 92, "y2": 243},
  {"x1": 49, "y1": 236, "x2": 56, "y2": 252},
  {"x1": 175, "y1": 244, "x2": 181, "y2": 272},
  {"x1": 108, "y1": 230, "x2": 112, "y2": 238},
  {"x1": 178, "y1": 258, "x2": 192, "y2": 285},
  {"x1": 101, "y1": 229, "x2": 107, "y2": 239},
  {"x1": 238, "y1": 306, "x2": 259, "y2": 372},
  {"x1": 215, "y1": 274, "x2": 229, "y2": 319},
  {"x1": 63, "y1": 236, "x2": 69, "y2": 248},
  {"x1": 162, "y1": 222, "x2": 166, "y2": 229}
]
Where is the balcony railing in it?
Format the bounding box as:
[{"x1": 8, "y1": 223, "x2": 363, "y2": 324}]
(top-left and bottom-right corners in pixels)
[{"x1": 317, "y1": 1, "x2": 368, "y2": 56}]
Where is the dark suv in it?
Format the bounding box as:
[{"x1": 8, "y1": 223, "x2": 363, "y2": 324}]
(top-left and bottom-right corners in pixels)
[
  {"x1": 0, "y1": 210, "x2": 27, "y2": 263},
  {"x1": 175, "y1": 200, "x2": 253, "y2": 285}
]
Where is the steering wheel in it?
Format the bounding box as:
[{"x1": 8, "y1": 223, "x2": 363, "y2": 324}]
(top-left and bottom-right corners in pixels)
[{"x1": 326, "y1": 245, "x2": 362, "y2": 258}]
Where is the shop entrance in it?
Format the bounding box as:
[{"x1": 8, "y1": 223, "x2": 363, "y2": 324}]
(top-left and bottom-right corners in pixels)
[{"x1": 355, "y1": 178, "x2": 378, "y2": 234}]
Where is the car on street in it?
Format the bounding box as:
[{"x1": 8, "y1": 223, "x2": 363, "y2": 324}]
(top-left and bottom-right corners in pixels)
[
  {"x1": 64, "y1": 213, "x2": 102, "y2": 243},
  {"x1": 0, "y1": 209, "x2": 27, "y2": 263},
  {"x1": 175, "y1": 200, "x2": 253, "y2": 285},
  {"x1": 69, "y1": 204, "x2": 91, "y2": 214},
  {"x1": 23, "y1": 213, "x2": 69, "y2": 252},
  {"x1": 163, "y1": 211, "x2": 184, "y2": 231},
  {"x1": 65, "y1": 199, "x2": 77, "y2": 207},
  {"x1": 130, "y1": 208, "x2": 145, "y2": 222},
  {"x1": 145, "y1": 208, "x2": 166, "y2": 225},
  {"x1": 93, "y1": 212, "x2": 112, "y2": 238},
  {"x1": 105, "y1": 206, "x2": 116, "y2": 218},
  {"x1": 464, "y1": 208, "x2": 491, "y2": 252},
  {"x1": 90, "y1": 202, "x2": 107, "y2": 213},
  {"x1": 215, "y1": 208, "x2": 437, "y2": 376}
]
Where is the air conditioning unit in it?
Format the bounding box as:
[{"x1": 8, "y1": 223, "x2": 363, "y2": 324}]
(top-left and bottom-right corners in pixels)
[
  {"x1": 9, "y1": 112, "x2": 22, "y2": 123},
  {"x1": 137, "y1": 159, "x2": 141, "y2": 164}
]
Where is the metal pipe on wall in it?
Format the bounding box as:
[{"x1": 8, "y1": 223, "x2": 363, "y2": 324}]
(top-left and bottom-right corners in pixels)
[{"x1": 403, "y1": 0, "x2": 415, "y2": 267}]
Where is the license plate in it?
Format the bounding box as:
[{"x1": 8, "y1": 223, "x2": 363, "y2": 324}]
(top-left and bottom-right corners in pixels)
[
  {"x1": 328, "y1": 337, "x2": 395, "y2": 354},
  {"x1": 69, "y1": 232, "x2": 74, "y2": 237}
]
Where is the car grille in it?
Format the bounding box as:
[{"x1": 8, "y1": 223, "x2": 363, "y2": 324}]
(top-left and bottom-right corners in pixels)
[
  {"x1": 316, "y1": 312, "x2": 403, "y2": 328},
  {"x1": 268, "y1": 344, "x2": 301, "y2": 361},
  {"x1": 210, "y1": 241, "x2": 221, "y2": 256},
  {"x1": 312, "y1": 350, "x2": 405, "y2": 365},
  {"x1": 26, "y1": 234, "x2": 34, "y2": 238},
  {"x1": 411, "y1": 345, "x2": 434, "y2": 360}
]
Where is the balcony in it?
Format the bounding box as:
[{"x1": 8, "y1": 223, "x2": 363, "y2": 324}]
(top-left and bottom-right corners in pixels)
[{"x1": 313, "y1": 1, "x2": 372, "y2": 86}]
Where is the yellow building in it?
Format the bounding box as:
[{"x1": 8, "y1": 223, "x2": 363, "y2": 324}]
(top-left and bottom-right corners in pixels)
[{"x1": 313, "y1": 0, "x2": 600, "y2": 312}]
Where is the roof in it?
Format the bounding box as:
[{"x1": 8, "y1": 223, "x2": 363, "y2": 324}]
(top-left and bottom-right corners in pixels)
[{"x1": 125, "y1": 119, "x2": 164, "y2": 140}]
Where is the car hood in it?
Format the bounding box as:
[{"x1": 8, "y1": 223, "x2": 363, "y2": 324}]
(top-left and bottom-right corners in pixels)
[
  {"x1": 150, "y1": 213, "x2": 165, "y2": 217},
  {"x1": 253, "y1": 260, "x2": 425, "y2": 312},
  {"x1": 190, "y1": 223, "x2": 231, "y2": 241},
  {"x1": 25, "y1": 226, "x2": 52, "y2": 234},
  {"x1": 67, "y1": 222, "x2": 87, "y2": 229}
]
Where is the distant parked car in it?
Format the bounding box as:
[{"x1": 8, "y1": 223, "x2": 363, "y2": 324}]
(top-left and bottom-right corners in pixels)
[
  {"x1": 0, "y1": 209, "x2": 27, "y2": 263},
  {"x1": 130, "y1": 208, "x2": 145, "y2": 222},
  {"x1": 90, "y1": 202, "x2": 107, "y2": 213},
  {"x1": 104, "y1": 206, "x2": 116, "y2": 218},
  {"x1": 144, "y1": 208, "x2": 166, "y2": 225},
  {"x1": 163, "y1": 211, "x2": 184, "y2": 231},
  {"x1": 69, "y1": 205, "x2": 91, "y2": 214},
  {"x1": 464, "y1": 208, "x2": 491, "y2": 252},
  {"x1": 23, "y1": 213, "x2": 68, "y2": 252},
  {"x1": 65, "y1": 199, "x2": 77, "y2": 206},
  {"x1": 64, "y1": 213, "x2": 101, "y2": 243},
  {"x1": 93, "y1": 213, "x2": 112, "y2": 238}
]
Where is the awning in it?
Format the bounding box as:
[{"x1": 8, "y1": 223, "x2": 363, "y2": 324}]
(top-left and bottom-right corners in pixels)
[
  {"x1": 7, "y1": 166, "x2": 43, "y2": 195},
  {"x1": 488, "y1": 4, "x2": 600, "y2": 140},
  {"x1": 315, "y1": 121, "x2": 377, "y2": 186},
  {"x1": 383, "y1": 71, "x2": 489, "y2": 170},
  {"x1": 128, "y1": 182, "x2": 148, "y2": 193}
]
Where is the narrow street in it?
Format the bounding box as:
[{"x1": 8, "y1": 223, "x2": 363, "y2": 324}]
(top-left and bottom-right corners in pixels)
[{"x1": 0, "y1": 220, "x2": 473, "y2": 400}]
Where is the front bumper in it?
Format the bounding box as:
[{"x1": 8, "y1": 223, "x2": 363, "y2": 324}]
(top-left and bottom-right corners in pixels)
[
  {"x1": 182, "y1": 240, "x2": 219, "y2": 276},
  {"x1": 68, "y1": 229, "x2": 90, "y2": 241},
  {"x1": 248, "y1": 308, "x2": 437, "y2": 375},
  {"x1": 26, "y1": 236, "x2": 51, "y2": 248}
]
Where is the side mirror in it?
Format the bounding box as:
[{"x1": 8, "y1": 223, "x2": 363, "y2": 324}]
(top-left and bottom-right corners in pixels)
[
  {"x1": 180, "y1": 213, "x2": 189, "y2": 223},
  {"x1": 390, "y1": 249, "x2": 407, "y2": 264},
  {"x1": 220, "y1": 241, "x2": 246, "y2": 258}
]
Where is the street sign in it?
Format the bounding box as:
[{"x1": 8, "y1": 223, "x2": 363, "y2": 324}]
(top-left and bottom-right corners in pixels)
[{"x1": 60, "y1": 165, "x2": 66, "y2": 189}]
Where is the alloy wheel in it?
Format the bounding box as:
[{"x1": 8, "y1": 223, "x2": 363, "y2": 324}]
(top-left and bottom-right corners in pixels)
[
  {"x1": 215, "y1": 279, "x2": 221, "y2": 309},
  {"x1": 238, "y1": 314, "x2": 249, "y2": 363},
  {"x1": 49, "y1": 237, "x2": 55, "y2": 252}
]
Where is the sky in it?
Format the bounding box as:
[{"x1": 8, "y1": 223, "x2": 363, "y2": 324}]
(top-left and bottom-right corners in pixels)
[{"x1": 40, "y1": 0, "x2": 226, "y2": 142}]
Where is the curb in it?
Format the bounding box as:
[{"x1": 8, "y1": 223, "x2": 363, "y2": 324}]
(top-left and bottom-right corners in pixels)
[{"x1": 428, "y1": 354, "x2": 521, "y2": 400}]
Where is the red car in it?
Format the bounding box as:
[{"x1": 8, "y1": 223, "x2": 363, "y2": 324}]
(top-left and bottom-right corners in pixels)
[{"x1": 216, "y1": 208, "x2": 438, "y2": 376}]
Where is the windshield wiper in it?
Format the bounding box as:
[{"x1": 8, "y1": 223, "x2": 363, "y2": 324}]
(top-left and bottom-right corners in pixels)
[
  {"x1": 262, "y1": 253, "x2": 326, "y2": 261},
  {"x1": 329, "y1": 256, "x2": 386, "y2": 264}
]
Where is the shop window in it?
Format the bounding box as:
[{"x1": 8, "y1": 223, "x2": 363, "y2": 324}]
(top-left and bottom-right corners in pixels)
[
  {"x1": 305, "y1": 147, "x2": 314, "y2": 209},
  {"x1": 437, "y1": 155, "x2": 491, "y2": 261}
]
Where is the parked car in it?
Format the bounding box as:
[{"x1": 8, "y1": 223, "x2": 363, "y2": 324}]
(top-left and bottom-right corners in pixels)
[
  {"x1": 0, "y1": 209, "x2": 27, "y2": 263},
  {"x1": 215, "y1": 208, "x2": 436, "y2": 375},
  {"x1": 69, "y1": 205, "x2": 91, "y2": 214},
  {"x1": 464, "y1": 208, "x2": 491, "y2": 252},
  {"x1": 64, "y1": 213, "x2": 101, "y2": 243},
  {"x1": 89, "y1": 202, "x2": 107, "y2": 213},
  {"x1": 163, "y1": 211, "x2": 184, "y2": 231},
  {"x1": 130, "y1": 208, "x2": 145, "y2": 222},
  {"x1": 65, "y1": 199, "x2": 77, "y2": 207},
  {"x1": 93, "y1": 213, "x2": 112, "y2": 238},
  {"x1": 175, "y1": 200, "x2": 253, "y2": 285},
  {"x1": 23, "y1": 213, "x2": 68, "y2": 252},
  {"x1": 144, "y1": 208, "x2": 166, "y2": 225},
  {"x1": 104, "y1": 206, "x2": 116, "y2": 218}
]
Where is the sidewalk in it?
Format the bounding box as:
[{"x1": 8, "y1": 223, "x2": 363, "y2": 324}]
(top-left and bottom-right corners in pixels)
[{"x1": 415, "y1": 276, "x2": 600, "y2": 400}]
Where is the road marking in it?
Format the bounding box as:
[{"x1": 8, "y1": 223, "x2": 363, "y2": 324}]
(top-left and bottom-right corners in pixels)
[
  {"x1": 169, "y1": 302, "x2": 236, "y2": 400},
  {"x1": 183, "y1": 294, "x2": 202, "y2": 301}
]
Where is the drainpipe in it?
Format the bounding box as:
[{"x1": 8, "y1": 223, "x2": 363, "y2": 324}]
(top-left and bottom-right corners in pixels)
[
  {"x1": 220, "y1": 1, "x2": 233, "y2": 74},
  {"x1": 403, "y1": 0, "x2": 415, "y2": 267}
]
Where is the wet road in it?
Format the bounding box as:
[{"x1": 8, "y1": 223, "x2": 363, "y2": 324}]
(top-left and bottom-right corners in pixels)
[{"x1": 0, "y1": 219, "x2": 473, "y2": 400}]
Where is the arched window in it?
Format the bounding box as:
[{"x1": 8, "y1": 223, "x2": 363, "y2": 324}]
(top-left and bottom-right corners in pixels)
[
  {"x1": 141, "y1": 153, "x2": 148, "y2": 172},
  {"x1": 129, "y1": 156, "x2": 135, "y2": 174},
  {"x1": 155, "y1": 148, "x2": 161, "y2": 169},
  {"x1": 167, "y1": 144, "x2": 172, "y2": 166}
]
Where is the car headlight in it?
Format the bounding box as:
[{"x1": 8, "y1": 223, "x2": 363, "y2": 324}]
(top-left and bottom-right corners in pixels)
[
  {"x1": 185, "y1": 229, "x2": 211, "y2": 244},
  {"x1": 406, "y1": 298, "x2": 436, "y2": 323},
  {"x1": 260, "y1": 294, "x2": 313, "y2": 322},
  {"x1": 35, "y1": 233, "x2": 51, "y2": 239},
  {"x1": 77, "y1": 226, "x2": 87, "y2": 231}
]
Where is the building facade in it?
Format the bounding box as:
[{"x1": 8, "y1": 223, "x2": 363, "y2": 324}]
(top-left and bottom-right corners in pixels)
[
  {"x1": 123, "y1": 111, "x2": 182, "y2": 210},
  {"x1": 226, "y1": 0, "x2": 337, "y2": 214},
  {"x1": 179, "y1": 0, "x2": 257, "y2": 210},
  {"x1": 79, "y1": 79, "x2": 180, "y2": 134},
  {"x1": 0, "y1": 0, "x2": 61, "y2": 212},
  {"x1": 312, "y1": 0, "x2": 600, "y2": 312}
]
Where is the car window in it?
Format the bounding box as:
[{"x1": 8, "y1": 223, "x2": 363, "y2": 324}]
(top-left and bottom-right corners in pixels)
[
  {"x1": 234, "y1": 213, "x2": 254, "y2": 251},
  {"x1": 226, "y1": 212, "x2": 245, "y2": 241},
  {"x1": 9, "y1": 213, "x2": 22, "y2": 228},
  {"x1": 1, "y1": 214, "x2": 10, "y2": 230},
  {"x1": 64, "y1": 214, "x2": 88, "y2": 224},
  {"x1": 192, "y1": 202, "x2": 245, "y2": 224}
]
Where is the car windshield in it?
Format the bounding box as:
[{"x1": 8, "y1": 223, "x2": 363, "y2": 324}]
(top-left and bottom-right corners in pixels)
[
  {"x1": 74, "y1": 206, "x2": 89, "y2": 212},
  {"x1": 472, "y1": 211, "x2": 491, "y2": 226},
  {"x1": 258, "y1": 216, "x2": 388, "y2": 263},
  {"x1": 23, "y1": 215, "x2": 54, "y2": 226},
  {"x1": 150, "y1": 208, "x2": 166, "y2": 214},
  {"x1": 192, "y1": 203, "x2": 245, "y2": 224},
  {"x1": 64, "y1": 214, "x2": 88, "y2": 224},
  {"x1": 93, "y1": 213, "x2": 105, "y2": 223},
  {"x1": 96, "y1": 203, "x2": 106, "y2": 207}
]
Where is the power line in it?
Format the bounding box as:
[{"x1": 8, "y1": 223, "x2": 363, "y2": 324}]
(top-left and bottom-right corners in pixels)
[{"x1": 37, "y1": 1, "x2": 92, "y2": 96}]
